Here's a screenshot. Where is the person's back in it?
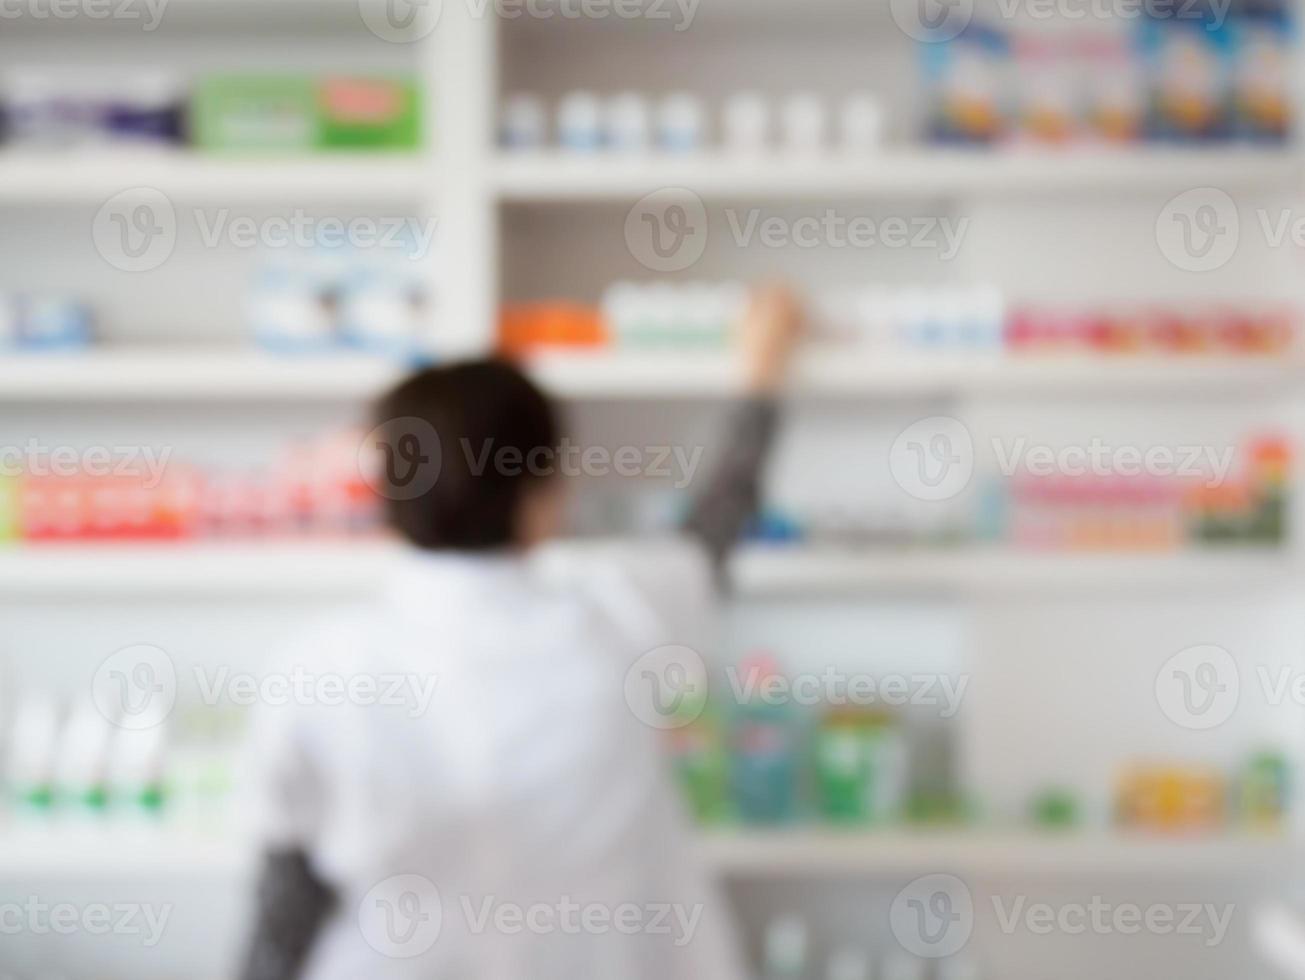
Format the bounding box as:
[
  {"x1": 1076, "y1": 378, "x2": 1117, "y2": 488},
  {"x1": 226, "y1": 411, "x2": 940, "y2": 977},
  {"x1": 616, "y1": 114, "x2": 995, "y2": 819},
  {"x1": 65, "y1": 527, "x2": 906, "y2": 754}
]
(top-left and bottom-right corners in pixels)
[{"x1": 239, "y1": 287, "x2": 803, "y2": 980}]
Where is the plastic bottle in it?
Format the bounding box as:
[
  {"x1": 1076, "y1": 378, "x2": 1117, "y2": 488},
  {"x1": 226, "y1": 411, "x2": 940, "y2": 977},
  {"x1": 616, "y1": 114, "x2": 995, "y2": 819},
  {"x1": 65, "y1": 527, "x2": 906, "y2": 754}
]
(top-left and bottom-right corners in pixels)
[
  {"x1": 500, "y1": 93, "x2": 547, "y2": 149},
  {"x1": 605, "y1": 92, "x2": 652, "y2": 152},
  {"x1": 839, "y1": 93, "x2": 884, "y2": 151},
  {"x1": 763, "y1": 915, "x2": 809, "y2": 980},
  {"x1": 557, "y1": 91, "x2": 604, "y2": 151},
  {"x1": 722, "y1": 91, "x2": 771, "y2": 152},
  {"x1": 730, "y1": 653, "x2": 798, "y2": 824},
  {"x1": 54, "y1": 701, "x2": 113, "y2": 816},
  {"x1": 656, "y1": 92, "x2": 706, "y2": 152},
  {"x1": 781, "y1": 93, "x2": 827, "y2": 151}
]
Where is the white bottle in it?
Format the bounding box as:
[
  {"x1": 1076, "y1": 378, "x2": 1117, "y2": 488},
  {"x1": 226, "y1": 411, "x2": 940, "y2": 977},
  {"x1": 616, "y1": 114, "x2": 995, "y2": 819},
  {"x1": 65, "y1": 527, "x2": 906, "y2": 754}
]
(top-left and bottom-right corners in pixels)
[
  {"x1": 840, "y1": 92, "x2": 884, "y2": 152},
  {"x1": 605, "y1": 92, "x2": 651, "y2": 152},
  {"x1": 722, "y1": 91, "x2": 771, "y2": 153},
  {"x1": 781, "y1": 92, "x2": 827, "y2": 151},
  {"x1": 500, "y1": 93, "x2": 547, "y2": 150},
  {"x1": 656, "y1": 92, "x2": 706, "y2": 152},
  {"x1": 763, "y1": 915, "x2": 809, "y2": 979},
  {"x1": 557, "y1": 91, "x2": 604, "y2": 151}
]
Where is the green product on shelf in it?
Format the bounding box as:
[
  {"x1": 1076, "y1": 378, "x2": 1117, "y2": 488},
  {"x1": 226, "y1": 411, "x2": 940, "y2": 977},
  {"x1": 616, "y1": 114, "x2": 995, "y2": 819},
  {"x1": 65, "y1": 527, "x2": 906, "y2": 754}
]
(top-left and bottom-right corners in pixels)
[
  {"x1": 191, "y1": 75, "x2": 421, "y2": 152},
  {"x1": 317, "y1": 77, "x2": 421, "y2": 150},
  {"x1": 191, "y1": 76, "x2": 319, "y2": 152},
  {"x1": 0, "y1": 475, "x2": 16, "y2": 541},
  {"x1": 668, "y1": 698, "x2": 731, "y2": 824},
  {"x1": 1241, "y1": 751, "x2": 1289, "y2": 827},
  {"x1": 815, "y1": 709, "x2": 906, "y2": 824},
  {"x1": 815, "y1": 709, "x2": 870, "y2": 822},
  {"x1": 1030, "y1": 787, "x2": 1080, "y2": 828}
]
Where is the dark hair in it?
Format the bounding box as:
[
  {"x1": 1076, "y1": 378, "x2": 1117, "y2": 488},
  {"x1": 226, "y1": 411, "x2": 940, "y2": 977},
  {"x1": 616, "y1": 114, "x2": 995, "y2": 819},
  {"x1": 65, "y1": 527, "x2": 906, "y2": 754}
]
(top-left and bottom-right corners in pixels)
[{"x1": 372, "y1": 359, "x2": 560, "y2": 551}]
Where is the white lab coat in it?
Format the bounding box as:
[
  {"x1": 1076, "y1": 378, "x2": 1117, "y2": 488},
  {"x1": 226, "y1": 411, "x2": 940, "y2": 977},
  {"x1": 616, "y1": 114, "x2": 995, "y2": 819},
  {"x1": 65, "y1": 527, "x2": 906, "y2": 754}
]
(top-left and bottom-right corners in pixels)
[{"x1": 246, "y1": 538, "x2": 746, "y2": 980}]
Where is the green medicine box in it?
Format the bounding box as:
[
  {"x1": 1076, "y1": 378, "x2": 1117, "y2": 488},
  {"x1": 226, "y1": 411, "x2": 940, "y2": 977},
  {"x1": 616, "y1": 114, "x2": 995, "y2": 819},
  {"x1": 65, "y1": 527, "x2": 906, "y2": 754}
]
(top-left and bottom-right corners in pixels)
[{"x1": 191, "y1": 75, "x2": 421, "y2": 152}]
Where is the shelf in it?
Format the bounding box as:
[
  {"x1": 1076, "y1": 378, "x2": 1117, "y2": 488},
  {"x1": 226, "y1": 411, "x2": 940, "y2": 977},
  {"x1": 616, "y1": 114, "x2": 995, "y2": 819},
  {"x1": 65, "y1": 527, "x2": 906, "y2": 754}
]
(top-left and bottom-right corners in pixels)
[
  {"x1": 0, "y1": 542, "x2": 1293, "y2": 599},
  {"x1": 525, "y1": 350, "x2": 1305, "y2": 400},
  {"x1": 0, "y1": 543, "x2": 399, "y2": 598},
  {"x1": 493, "y1": 149, "x2": 1302, "y2": 201},
  {"x1": 697, "y1": 828, "x2": 1297, "y2": 878},
  {"x1": 0, "y1": 826, "x2": 255, "y2": 880},
  {"x1": 1, "y1": 825, "x2": 1287, "y2": 880},
  {"x1": 5, "y1": 350, "x2": 1292, "y2": 403},
  {"x1": 0, "y1": 350, "x2": 407, "y2": 401},
  {"x1": 731, "y1": 546, "x2": 1300, "y2": 596},
  {"x1": 0, "y1": 153, "x2": 428, "y2": 205}
]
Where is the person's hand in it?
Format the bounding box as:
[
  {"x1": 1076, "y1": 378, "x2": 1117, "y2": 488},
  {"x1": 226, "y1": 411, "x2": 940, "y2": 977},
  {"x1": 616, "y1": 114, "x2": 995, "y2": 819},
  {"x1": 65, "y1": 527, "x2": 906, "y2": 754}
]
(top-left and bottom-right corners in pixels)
[{"x1": 740, "y1": 283, "x2": 804, "y2": 394}]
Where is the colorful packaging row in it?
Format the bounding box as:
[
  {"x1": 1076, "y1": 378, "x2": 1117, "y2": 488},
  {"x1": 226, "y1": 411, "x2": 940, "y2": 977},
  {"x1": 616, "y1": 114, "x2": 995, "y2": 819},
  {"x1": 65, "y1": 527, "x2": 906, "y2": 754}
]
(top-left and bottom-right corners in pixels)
[
  {"x1": 0, "y1": 432, "x2": 378, "y2": 543},
  {"x1": 1006, "y1": 435, "x2": 1289, "y2": 551},
  {"x1": 668, "y1": 655, "x2": 962, "y2": 827},
  {"x1": 502, "y1": 288, "x2": 1297, "y2": 358},
  {"x1": 1008, "y1": 305, "x2": 1295, "y2": 355},
  {"x1": 0, "y1": 294, "x2": 93, "y2": 350},
  {"x1": 925, "y1": 6, "x2": 1292, "y2": 146},
  {"x1": 1116, "y1": 754, "x2": 1290, "y2": 831},
  {"x1": 500, "y1": 91, "x2": 884, "y2": 154},
  {"x1": 0, "y1": 71, "x2": 420, "y2": 152}
]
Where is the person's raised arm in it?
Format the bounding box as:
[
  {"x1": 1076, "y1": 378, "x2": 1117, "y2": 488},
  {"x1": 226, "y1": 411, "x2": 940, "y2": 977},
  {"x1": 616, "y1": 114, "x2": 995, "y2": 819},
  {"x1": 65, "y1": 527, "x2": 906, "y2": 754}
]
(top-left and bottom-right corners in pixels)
[{"x1": 681, "y1": 284, "x2": 803, "y2": 574}]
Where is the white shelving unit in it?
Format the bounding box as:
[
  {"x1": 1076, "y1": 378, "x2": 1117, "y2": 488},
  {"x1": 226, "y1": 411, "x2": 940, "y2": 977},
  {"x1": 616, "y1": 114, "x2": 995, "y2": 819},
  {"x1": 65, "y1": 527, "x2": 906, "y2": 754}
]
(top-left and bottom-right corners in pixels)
[
  {"x1": 492, "y1": 149, "x2": 1304, "y2": 201},
  {"x1": 3, "y1": 2, "x2": 1303, "y2": 979},
  {"x1": 0, "y1": 153, "x2": 428, "y2": 204}
]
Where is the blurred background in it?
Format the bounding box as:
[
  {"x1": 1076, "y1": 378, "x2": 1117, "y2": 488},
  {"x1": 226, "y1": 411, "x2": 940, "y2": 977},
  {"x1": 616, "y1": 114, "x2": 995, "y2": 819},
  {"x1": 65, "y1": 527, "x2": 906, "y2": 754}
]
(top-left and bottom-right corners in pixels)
[{"x1": 1, "y1": 0, "x2": 1304, "y2": 977}]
